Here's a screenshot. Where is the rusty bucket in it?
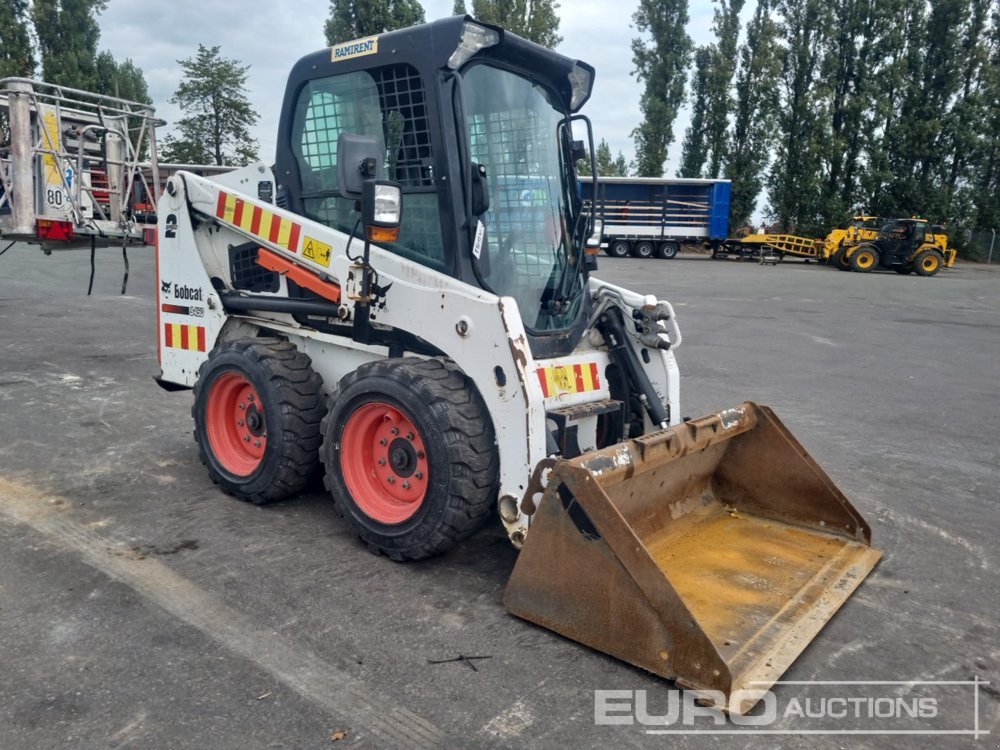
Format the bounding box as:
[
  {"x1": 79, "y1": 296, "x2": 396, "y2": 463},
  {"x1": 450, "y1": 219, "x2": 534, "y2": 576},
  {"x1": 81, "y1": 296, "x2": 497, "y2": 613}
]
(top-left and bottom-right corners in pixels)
[{"x1": 504, "y1": 402, "x2": 881, "y2": 713}]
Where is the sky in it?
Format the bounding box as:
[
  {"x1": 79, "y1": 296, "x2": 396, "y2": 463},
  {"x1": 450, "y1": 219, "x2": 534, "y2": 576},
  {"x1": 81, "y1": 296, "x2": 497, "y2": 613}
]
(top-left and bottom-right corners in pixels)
[{"x1": 98, "y1": 0, "x2": 720, "y2": 173}]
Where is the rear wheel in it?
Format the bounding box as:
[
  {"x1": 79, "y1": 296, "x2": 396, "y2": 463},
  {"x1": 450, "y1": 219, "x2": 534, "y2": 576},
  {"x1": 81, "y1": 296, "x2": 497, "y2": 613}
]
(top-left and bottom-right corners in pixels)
[
  {"x1": 656, "y1": 241, "x2": 679, "y2": 259},
  {"x1": 850, "y1": 245, "x2": 879, "y2": 272},
  {"x1": 193, "y1": 338, "x2": 325, "y2": 504},
  {"x1": 913, "y1": 248, "x2": 944, "y2": 276},
  {"x1": 322, "y1": 358, "x2": 498, "y2": 561},
  {"x1": 607, "y1": 240, "x2": 630, "y2": 258},
  {"x1": 631, "y1": 240, "x2": 655, "y2": 258}
]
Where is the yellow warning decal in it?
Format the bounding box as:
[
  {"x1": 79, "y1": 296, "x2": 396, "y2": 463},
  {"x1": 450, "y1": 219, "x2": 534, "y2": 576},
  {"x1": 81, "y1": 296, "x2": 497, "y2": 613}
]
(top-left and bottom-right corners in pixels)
[
  {"x1": 331, "y1": 35, "x2": 379, "y2": 63},
  {"x1": 301, "y1": 236, "x2": 332, "y2": 267},
  {"x1": 536, "y1": 362, "x2": 602, "y2": 398}
]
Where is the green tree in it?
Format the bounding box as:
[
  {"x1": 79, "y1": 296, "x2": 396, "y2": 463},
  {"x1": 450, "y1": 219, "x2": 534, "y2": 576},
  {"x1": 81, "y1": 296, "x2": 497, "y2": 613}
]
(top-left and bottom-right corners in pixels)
[
  {"x1": 766, "y1": 0, "x2": 831, "y2": 231},
  {"x1": 578, "y1": 138, "x2": 629, "y2": 176},
  {"x1": 859, "y1": 0, "x2": 924, "y2": 214},
  {"x1": 471, "y1": 0, "x2": 562, "y2": 48},
  {"x1": 32, "y1": 0, "x2": 106, "y2": 90},
  {"x1": 95, "y1": 52, "x2": 150, "y2": 103},
  {"x1": 678, "y1": 46, "x2": 711, "y2": 178},
  {"x1": 453, "y1": 0, "x2": 466, "y2": 13},
  {"x1": 813, "y1": 0, "x2": 881, "y2": 224},
  {"x1": 724, "y1": 0, "x2": 781, "y2": 226},
  {"x1": 702, "y1": 0, "x2": 744, "y2": 178},
  {"x1": 940, "y1": 0, "x2": 990, "y2": 211},
  {"x1": 630, "y1": 0, "x2": 692, "y2": 176},
  {"x1": 968, "y1": 10, "x2": 1000, "y2": 232},
  {"x1": 0, "y1": 0, "x2": 35, "y2": 78},
  {"x1": 324, "y1": 0, "x2": 426, "y2": 45},
  {"x1": 160, "y1": 45, "x2": 259, "y2": 166}
]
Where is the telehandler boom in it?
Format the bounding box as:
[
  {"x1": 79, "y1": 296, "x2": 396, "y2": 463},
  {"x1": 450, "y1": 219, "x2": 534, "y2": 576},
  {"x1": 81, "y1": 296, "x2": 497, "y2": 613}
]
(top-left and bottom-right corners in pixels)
[{"x1": 154, "y1": 16, "x2": 880, "y2": 712}]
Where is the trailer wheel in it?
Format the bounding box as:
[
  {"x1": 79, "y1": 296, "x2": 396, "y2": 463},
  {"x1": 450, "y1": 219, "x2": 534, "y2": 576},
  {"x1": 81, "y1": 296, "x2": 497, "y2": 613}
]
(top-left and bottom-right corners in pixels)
[
  {"x1": 913, "y1": 248, "x2": 944, "y2": 276},
  {"x1": 193, "y1": 338, "x2": 325, "y2": 504},
  {"x1": 607, "y1": 240, "x2": 631, "y2": 258},
  {"x1": 656, "y1": 241, "x2": 679, "y2": 259},
  {"x1": 850, "y1": 246, "x2": 879, "y2": 272},
  {"x1": 322, "y1": 357, "x2": 498, "y2": 561},
  {"x1": 631, "y1": 241, "x2": 655, "y2": 258}
]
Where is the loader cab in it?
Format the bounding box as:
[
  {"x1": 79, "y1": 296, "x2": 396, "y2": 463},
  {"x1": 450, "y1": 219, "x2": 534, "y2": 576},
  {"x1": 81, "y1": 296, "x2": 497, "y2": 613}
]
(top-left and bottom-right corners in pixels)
[
  {"x1": 274, "y1": 16, "x2": 598, "y2": 358},
  {"x1": 876, "y1": 218, "x2": 926, "y2": 266}
]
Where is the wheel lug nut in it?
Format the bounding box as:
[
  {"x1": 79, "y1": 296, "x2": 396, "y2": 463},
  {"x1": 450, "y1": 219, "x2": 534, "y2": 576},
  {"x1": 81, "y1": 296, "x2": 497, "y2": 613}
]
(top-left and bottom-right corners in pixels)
[
  {"x1": 237, "y1": 419, "x2": 244, "y2": 427},
  {"x1": 254, "y1": 440, "x2": 261, "y2": 447},
  {"x1": 386, "y1": 475, "x2": 395, "y2": 484},
  {"x1": 379, "y1": 438, "x2": 387, "y2": 446},
  {"x1": 239, "y1": 404, "x2": 245, "y2": 410},
  {"x1": 415, "y1": 472, "x2": 423, "y2": 480},
  {"x1": 406, "y1": 432, "x2": 414, "y2": 440},
  {"x1": 416, "y1": 451, "x2": 425, "y2": 459},
  {"x1": 243, "y1": 435, "x2": 250, "y2": 442},
  {"x1": 402, "y1": 481, "x2": 410, "y2": 489},
  {"x1": 378, "y1": 458, "x2": 386, "y2": 466},
  {"x1": 390, "y1": 427, "x2": 399, "y2": 436}
]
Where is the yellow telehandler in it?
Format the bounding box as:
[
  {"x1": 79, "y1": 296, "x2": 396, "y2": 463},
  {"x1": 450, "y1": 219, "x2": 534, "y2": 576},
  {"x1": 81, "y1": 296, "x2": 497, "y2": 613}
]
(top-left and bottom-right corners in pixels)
[{"x1": 836, "y1": 219, "x2": 955, "y2": 275}]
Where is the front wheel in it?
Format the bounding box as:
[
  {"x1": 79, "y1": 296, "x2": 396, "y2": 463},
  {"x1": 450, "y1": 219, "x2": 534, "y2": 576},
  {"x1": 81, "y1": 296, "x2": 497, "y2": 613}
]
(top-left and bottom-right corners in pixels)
[
  {"x1": 192, "y1": 338, "x2": 325, "y2": 504},
  {"x1": 850, "y1": 245, "x2": 879, "y2": 272},
  {"x1": 913, "y1": 248, "x2": 944, "y2": 276},
  {"x1": 322, "y1": 358, "x2": 499, "y2": 561}
]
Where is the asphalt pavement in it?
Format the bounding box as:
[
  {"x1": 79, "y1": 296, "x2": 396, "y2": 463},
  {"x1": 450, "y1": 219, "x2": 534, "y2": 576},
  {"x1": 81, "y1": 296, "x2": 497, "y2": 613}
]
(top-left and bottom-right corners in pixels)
[{"x1": 0, "y1": 244, "x2": 997, "y2": 749}]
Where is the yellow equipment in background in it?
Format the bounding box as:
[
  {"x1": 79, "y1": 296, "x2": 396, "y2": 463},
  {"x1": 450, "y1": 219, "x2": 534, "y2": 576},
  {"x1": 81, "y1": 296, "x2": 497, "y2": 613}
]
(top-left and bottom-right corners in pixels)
[{"x1": 836, "y1": 219, "x2": 954, "y2": 275}]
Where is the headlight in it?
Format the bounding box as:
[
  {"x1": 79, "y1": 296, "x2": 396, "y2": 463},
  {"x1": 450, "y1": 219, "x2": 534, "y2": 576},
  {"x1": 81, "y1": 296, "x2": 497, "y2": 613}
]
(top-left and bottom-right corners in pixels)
[
  {"x1": 568, "y1": 63, "x2": 592, "y2": 110},
  {"x1": 447, "y1": 22, "x2": 500, "y2": 70}
]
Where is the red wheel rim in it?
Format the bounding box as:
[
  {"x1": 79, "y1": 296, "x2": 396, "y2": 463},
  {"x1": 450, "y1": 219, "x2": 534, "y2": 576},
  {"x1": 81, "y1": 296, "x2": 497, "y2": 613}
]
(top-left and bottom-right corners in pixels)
[
  {"x1": 205, "y1": 371, "x2": 267, "y2": 477},
  {"x1": 341, "y1": 401, "x2": 429, "y2": 524}
]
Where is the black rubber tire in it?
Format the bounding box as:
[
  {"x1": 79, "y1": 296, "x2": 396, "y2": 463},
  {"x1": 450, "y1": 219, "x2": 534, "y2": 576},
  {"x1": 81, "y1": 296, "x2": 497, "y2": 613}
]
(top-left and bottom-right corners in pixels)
[
  {"x1": 192, "y1": 338, "x2": 325, "y2": 505},
  {"x1": 833, "y1": 248, "x2": 852, "y2": 271},
  {"x1": 630, "y1": 241, "x2": 655, "y2": 258},
  {"x1": 656, "y1": 241, "x2": 679, "y2": 259},
  {"x1": 607, "y1": 240, "x2": 630, "y2": 258},
  {"x1": 321, "y1": 357, "x2": 499, "y2": 561},
  {"x1": 850, "y1": 245, "x2": 879, "y2": 273},
  {"x1": 913, "y1": 248, "x2": 944, "y2": 276}
]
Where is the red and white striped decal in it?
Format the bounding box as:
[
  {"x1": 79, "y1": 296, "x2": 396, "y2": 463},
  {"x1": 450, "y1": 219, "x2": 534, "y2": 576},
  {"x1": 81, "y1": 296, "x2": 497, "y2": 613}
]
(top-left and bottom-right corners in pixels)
[
  {"x1": 215, "y1": 191, "x2": 301, "y2": 253},
  {"x1": 164, "y1": 323, "x2": 207, "y2": 352},
  {"x1": 536, "y1": 362, "x2": 601, "y2": 398}
]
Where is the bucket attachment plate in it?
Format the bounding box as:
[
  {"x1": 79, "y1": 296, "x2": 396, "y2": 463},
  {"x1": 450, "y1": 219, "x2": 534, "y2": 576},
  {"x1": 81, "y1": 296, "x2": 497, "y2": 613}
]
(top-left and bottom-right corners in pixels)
[{"x1": 504, "y1": 402, "x2": 881, "y2": 714}]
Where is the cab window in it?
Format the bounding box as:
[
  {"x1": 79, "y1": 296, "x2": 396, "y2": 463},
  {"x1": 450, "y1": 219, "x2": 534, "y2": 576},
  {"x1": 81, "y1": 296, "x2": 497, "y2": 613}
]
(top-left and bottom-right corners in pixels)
[{"x1": 291, "y1": 65, "x2": 446, "y2": 270}]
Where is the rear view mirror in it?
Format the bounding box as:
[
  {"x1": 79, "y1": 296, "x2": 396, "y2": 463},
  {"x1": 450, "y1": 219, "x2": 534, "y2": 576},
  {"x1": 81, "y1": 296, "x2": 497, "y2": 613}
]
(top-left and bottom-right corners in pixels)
[{"x1": 337, "y1": 133, "x2": 385, "y2": 198}]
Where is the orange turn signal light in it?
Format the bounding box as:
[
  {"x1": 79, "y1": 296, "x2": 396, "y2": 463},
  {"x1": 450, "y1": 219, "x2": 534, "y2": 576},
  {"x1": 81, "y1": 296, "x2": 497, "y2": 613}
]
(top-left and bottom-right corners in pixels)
[{"x1": 367, "y1": 225, "x2": 400, "y2": 242}]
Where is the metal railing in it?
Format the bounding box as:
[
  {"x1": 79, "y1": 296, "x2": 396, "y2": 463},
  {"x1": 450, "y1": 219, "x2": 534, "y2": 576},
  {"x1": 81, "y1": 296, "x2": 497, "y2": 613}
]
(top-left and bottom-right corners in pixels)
[{"x1": 0, "y1": 77, "x2": 162, "y2": 248}]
